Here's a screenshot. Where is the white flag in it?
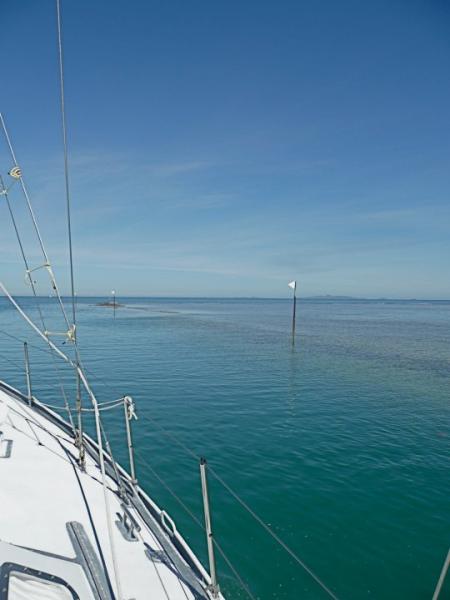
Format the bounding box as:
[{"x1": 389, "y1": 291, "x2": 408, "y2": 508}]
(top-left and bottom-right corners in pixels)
[{"x1": 288, "y1": 280, "x2": 296, "y2": 291}]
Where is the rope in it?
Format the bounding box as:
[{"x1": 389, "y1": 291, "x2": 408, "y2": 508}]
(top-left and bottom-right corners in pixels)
[
  {"x1": 37, "y1": 399, "x2": 125, "y2": 413},
  {"x1": 81, "y1": 397, "x2": 125, "y2": 412},
  {"x1": 137, "y1": 413, "x2": 339, "y2": 600}
]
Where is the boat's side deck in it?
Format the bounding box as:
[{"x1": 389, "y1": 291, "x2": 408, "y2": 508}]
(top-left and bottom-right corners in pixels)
[{"x1": 0, "y1": 385, "x2": 212, "y2": 600}]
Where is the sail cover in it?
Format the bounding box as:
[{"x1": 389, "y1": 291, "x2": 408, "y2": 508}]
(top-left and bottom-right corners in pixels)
[{"x1": 8, "y1": 572, "x2": 75, "y2": 600}]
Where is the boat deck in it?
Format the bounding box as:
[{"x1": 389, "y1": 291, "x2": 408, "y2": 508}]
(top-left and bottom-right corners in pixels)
[{"x1": 0, "y1": 382, "x2": 216, "y2": 600}]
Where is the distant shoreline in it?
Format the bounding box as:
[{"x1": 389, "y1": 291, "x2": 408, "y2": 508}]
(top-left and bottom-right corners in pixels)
[{"x1": 3, "y1": 295, "x2": 450, "y2": 302}]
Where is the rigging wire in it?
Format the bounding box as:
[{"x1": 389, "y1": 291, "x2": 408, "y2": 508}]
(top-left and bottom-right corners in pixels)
[
  {"x1": 208, "y1": 467, "x2": 339, "y2": 600},
  {"x1": 99, "y1": 419, "x2": 129, "y2": 501},
  {"x1": 0, "y1": 234, "x2": 123, "y2": 598},
  {"x1": 0, "y1": 113, "x2": 72, "y2": 332},
  {"x1": 142, "y1": 527, "x2": 191, "y2": 600},
  {"x1": 0, "y1": 330, "x2": 338, "y2": 600},
  {"x1": 79, "y1": 397, "x2": 125, "y2": 412},
  {"x1": 135, "y1": 413, "x2": 339, "y2": 600},
  {"x1": 1, "y1": 363, "x2": 250, "y2": 600},
  {"x1": 0, "y1": 4, "x2": 218, "y2": 598},
  {"x1": 0, "y1": 326, "x2": 338, "y2": 598},
  {"x1": 0, "y1": 25, "x2": 338, "y2": 587},
  {"x1": 0, "y1": 352, "x2": 24, "y2": 371},
  {"x1": 0, "y1": 177, "x2": 75, "y2": 430},
  {"x1": 0, "y1": 333, "x2": 122, "y2": 412},
  {"x1": 133, "y1": 448, "x2": 257, "y2": 600},
  {"x1": 54, "y1": 0, "x2": 86, "y2": 471},
  {"x1": 55, "y1": 0, "x2": 77, "y2": 330},
  {"x1": 99, "y1": 424, "x2": 189, "y2": 600},
  {"x1": 0, "y1": 329, "x2": 113, "y2": 406}
]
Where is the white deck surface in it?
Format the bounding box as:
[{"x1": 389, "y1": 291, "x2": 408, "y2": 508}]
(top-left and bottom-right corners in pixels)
[{"x1": 0, "y1": 386, "x2": 213, "y2": 600}]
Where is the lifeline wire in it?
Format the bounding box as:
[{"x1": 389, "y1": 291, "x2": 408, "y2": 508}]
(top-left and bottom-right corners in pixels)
[
  {"x1": 0, "y1": 324, "x2": 339, "y2": 598},
  {"x1": 133, "y1": 447, "x2": 257, "y2": 600},
  {"x1": 138, "y1": 412, "x2": 339, "y2": 600}
]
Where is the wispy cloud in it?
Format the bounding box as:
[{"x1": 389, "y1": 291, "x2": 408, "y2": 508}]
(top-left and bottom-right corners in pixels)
[{"x1": 143, "y1": 160, "x2": 215, "y2": 177}]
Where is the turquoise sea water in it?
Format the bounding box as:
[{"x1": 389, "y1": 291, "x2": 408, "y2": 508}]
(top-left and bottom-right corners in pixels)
[{"x1": 0, "y1": 296, "x2": 449, "y2": 599}]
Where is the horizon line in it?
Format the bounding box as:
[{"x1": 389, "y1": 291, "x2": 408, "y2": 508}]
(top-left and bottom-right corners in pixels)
[{"x1": 1, "y1": 294, "x2": 450, "y2": 302}]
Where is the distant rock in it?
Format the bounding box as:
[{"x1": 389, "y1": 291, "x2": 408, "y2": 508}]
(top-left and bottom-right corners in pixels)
[{"x1": 96, "y1": 301, "x2": 124, "y2": 308}]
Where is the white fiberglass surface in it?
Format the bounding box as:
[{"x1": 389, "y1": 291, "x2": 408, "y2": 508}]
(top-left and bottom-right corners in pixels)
[{"x1": 0, "y1": 386, "x2": 210, "y2": 600}]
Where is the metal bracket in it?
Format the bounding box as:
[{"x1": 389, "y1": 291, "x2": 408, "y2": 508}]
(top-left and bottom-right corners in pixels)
[
  {"x1": 160, "y1": 510, "x2": 177, "y2": 537},
  {"x1": 115, "y1": 504, "x2": 141, "y2": 542},
  {"x1": 0, "y1": 171, "x2": 19, "y2": 197},
  {"x1": 9, "y1": 166, "x2": 22, "y2": 179},
  {"x1": 24, "y1": 263, "x2": 51, "y2": 286},
  {"x1": 0, "y1": 431, "x2": 13, "y2": 459},
  {"x1": 44, "y1": 324, "x2": 76, "y2": 343}
]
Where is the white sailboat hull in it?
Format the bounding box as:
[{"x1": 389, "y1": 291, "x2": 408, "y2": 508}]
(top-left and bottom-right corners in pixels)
[{"x1": 0, "y1": 380, "x2": 222, "y2": 600}]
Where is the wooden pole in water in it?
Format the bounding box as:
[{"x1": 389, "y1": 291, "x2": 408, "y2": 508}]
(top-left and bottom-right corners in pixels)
[
  {"x1": 288, "y1": 280, "x2": 297, "y2": 340},
  {"x1": 112, "y1": 290, "x2": 116, "y2": 319},
  {"x1": 292, "y1": 289, "x2": 297, "y2": 337}
]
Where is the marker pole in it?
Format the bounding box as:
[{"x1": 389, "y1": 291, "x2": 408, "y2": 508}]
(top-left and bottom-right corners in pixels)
[{"x1": 291, "y1": 284, "x2": 297, "y2": 339}]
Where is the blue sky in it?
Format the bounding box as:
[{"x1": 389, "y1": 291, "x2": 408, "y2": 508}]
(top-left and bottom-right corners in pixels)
[{"x1": 1, "y1": 0, "x2": 449, "y2": 298}]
